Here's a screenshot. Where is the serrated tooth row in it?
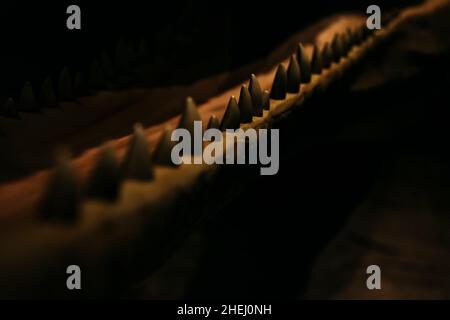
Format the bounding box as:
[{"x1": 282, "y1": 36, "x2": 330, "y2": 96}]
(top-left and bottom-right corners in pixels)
[
  {"x1": 40, "y1": 97, "x2": 202, "y2": 220},
  {"x1": 0, "y1": 36, "x2": 154, "y2": 117},
  {"x1": 40, "y1": 15, "x2": 383, "y2": 222}
]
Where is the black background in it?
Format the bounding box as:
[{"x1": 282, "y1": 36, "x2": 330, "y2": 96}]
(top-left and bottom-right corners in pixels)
[{"x1": 0, "y1": 1, "x2": 413, "y2": 97}]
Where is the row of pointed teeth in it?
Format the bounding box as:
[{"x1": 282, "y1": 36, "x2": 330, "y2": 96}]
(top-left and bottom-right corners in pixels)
[
  {"x1": 0, "y1": 38, "x2": 152, "y2": 118},
  {"x1": 42, "y1": 22, "x2": 377, "y2": 223},
  {"x1": 1, "y1": 23, "x2": 376, "y2": 119}
]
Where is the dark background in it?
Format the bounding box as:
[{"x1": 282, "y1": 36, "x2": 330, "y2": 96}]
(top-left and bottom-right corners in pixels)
[{"x1": 0, "y1": 1, "x2": 414, "y2": 98}]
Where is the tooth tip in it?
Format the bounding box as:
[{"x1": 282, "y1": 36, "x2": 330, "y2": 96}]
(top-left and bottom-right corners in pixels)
[
  {"x1": 86, "y1": 145, "x2": 120, "y2": 200},
  {"x1": 178, "y1": 96, "x2": 201, "y2": 135},
  {"x1": 321, "y1": 43, "x2": 332, "y2": 69},
  {"x1": 220, "y1": 96, "x2": 240, "y2": 130},
  {"x1": 238, "y1": 85, "x2": 253, "y2": 123},
  {"x1": 154, "y1": 126, "x2": 177, "y2": 166},
  {"x1": 248, "y1": 74, "x2": 263, "y2": 117},
  {"x1": 207, "y1": 115, "x2": 220, "y2": 130},
  {"x1": 122, "y1": 124, "x2": 154, "y2": 180},
  {"x1": 287, "y1": 55, "x2": 301, "y2": 93},
  {"x1": 297, "y1": 43, "x2": 311, "y2": 83},
  {"x1": 270, "y1": 64, "x2": 287, "y2": 100},
  {"x1": 41, "y1": 148, "x2": 79, "y2": 223},
  {"x1": 19, "y1": 81, "x2": 37, "y2": 112},
  {"x1": 1, "y1": 97, "x2": 19, "y2": 119},
  {"x1": 311, "y1": 45, "x2": 322, "y2": 74},
  {"x1": 134, "y1": 122, "x2": 144, "y2": 132},
  {"x1": 262, "y1": 90, "x2": 270, "y2": 110}
]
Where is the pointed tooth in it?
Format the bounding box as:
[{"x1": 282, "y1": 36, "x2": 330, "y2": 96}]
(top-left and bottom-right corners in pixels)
[
  {"x1": 177, "y1": 96, "x2": 201, "y2": 136},
  {"x1": 262, "y1": 90, "x2": 270, "y2": 110},
  {"x1": 341, "y1": 32, "x2": 350, "y2": 55},
  {"x1": 331, "y1": 35, "x2": 341, "y2": 62},
  {"x1": 287, "y1": 55, "x2": 301, "y2": 93},
  {"x1": 238, "y1": 85, "x2": 253, "y2": 123},
  {"x1": 153, "y1": 126, "x2": 178, "y2": 166},
  {"x1": 86, "y1": 145, "x2": 120, "y2": 200},
  {"x1": 59, "y1": 67, "x2": 73, "y2": 101},
  {"x1": 270, "y1": 64, "x2": 287, "y2": 100},
  {"x1": 19, "y1": 81, "x2": 38, "y2": 112},
  {"x1": 355, "y1": 27, "x2": 364, "y2": 44},
  {"x1": 73, "y1": 72, "x2": 86, "y2": 97},
  {"x1": 220, "y1": 96, "x2": 240, "y2": 130},
  {"x1": 296, "y1": 43, "x2": 311, "y2": 83},
  {"x1": 88, "y1": 59, "x2": 105, "y2": 89},
  {"x1": 311, "y1": 45, "x2": 322, "y2": 74},
  {"x1": 207, "y1": 115, "x2": 220, "y2": 130},
  {"x1": 346, "y1": 28, "x2": 354, "y2": 49},
  {"x1": 122, "y1": 123, "x2": 154, "y2": 181},
  {"x1": 39, "y1": 77, "x2": 57, "y2": 108},
  {"x1": 40, "y1": 148, "x2": 79, "y2": 223},
  {"x1": 321, "y1": 43, "x2": 332, "y2": 69},
  {"x1": 1, "y1": 97, "x2": 20, "y2": 119},
  {"x1": 248, "y1": 74, "x2": 263, "y2": 117},
  {"x1": 338, "y1": 34, "x2": 347, "y2": 57}
]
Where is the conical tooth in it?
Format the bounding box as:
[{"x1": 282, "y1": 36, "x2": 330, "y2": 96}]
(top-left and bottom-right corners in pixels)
[
  {"x1": 262, "y1": 90, "x2": 270, "y2": 110},
  {"x1": 321, "y1": 43, "x2": 332, "y2": 69},
  {"x1": 355, "y1": 27, "x2": 364, "y2": 44},
  {"x1": 177, "y1": 96, "x2": 201, "y2": 136},
  {"x1": 100, "y1": 52, "x2": 114, "y2": 79},
  {"x1": 346, "y1": 28, "x2": 354, "y2": 49},
  {"x1": 248, "y1": 74, "x2": 263, "y2": 117},
  {"x1": 287, "y1": 55, "x2": 301, "y2": 93},
  {"x1": 311, "y1": 45, "x2": 322, "y2": 74},
  {"x1": 207, "y1": 115, "x2": 220, "y2": 130},
  {"x1": 19, "y1": 81, "x2": 38, "y2": 112},
  {"x1": 88, "y1": 59, "x2": 105, "y2": 89},
  {"x1": 331, "y1": 35, "x2": 341, "y2": 62},
  {"x1": 59, "y1": 67, "x2": 73, "y2": 101},
  {"x1": 153, "y1": 126, "x2": 177, "y2": 166},
  {"x1": 220, "y1": 96, "x2": 240, "y2": 130},
  {"x1": 338, "y1": 33, "x2": 347, "y2": 57},
  {"x1": 40, "y1": 148, "x2": 79, "y2": 223},
  {"x1": 73, "y1": 72, "x2": 85, "y2": 97},
  {"x1": 39, "y1": 77, "x2": 57, "y2": 108},
  {"x1": 270, "y1": 64, "x2": 287, "y2": 100},
  {"x1": 86, "y1": 144, "x2": 120, "y2": 201},
  {"x1": 122, "y1": 123, "x2": 154, "y2": 181},
  {"x1": 238, "y1": 84, "x2": 253, "y2": 123},
  {"x1": 0, "y1": 98, "x2": 20, "y2": 119},
  {"x1": 296, "y1": 43, "x2": 311, "y2": 83}
]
